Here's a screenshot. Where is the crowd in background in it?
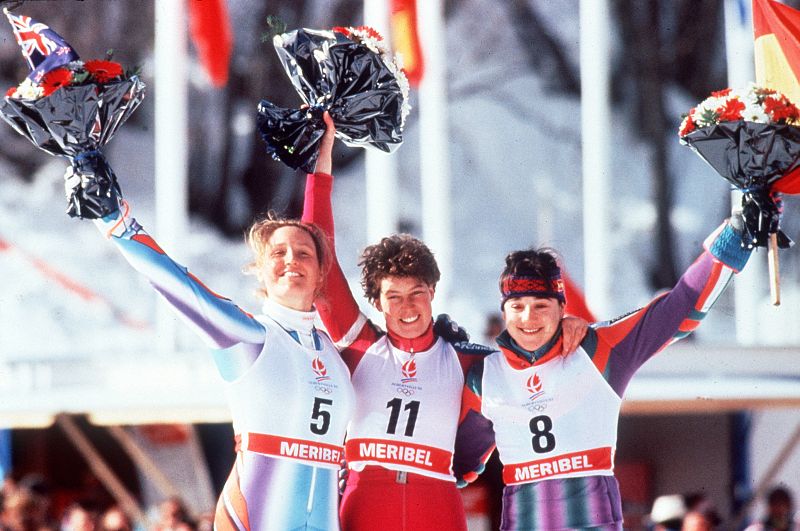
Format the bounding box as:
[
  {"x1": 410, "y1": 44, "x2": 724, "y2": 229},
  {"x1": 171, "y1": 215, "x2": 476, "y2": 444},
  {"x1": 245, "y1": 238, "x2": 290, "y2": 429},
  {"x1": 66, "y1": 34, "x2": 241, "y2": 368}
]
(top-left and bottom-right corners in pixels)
[
  {"x1": 0, "y1": 473, "x2": 212, "y2": 531},
  {"x1": 647, "y1": 487, "x2": 799, "y2": 531},
  {"x1": 0, "y1": 467, "x2": 797, "y2": 530}
]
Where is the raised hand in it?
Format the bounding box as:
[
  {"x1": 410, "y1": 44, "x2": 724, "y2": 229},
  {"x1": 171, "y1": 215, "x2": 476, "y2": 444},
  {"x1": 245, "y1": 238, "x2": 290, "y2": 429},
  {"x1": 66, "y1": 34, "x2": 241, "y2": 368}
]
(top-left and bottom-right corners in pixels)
[
  {"x1": 313, "y1": 111, "x2": 336, "y2": 175},
  {"x1": 63, "y1": 152, "x2": 122, "y2": 219}
]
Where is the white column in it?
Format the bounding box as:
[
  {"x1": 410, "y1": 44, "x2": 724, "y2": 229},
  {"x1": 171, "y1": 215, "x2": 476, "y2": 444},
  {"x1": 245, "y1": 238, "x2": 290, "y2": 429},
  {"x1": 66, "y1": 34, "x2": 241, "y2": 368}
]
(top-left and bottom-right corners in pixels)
[
  {"x1": 154, "y1": 0, "x2": 189, "y2": 352},
  {"x1": 417, "y1": 0, "x2": 452, "y2": 304},
  {"x1": 364, "y1": 0, "x2": 399, "y2": 243},
  {"x1": 724, "y1": 0, "x2": 762, "y2": 345},
  {"x1": 579, "y1": 0, "x2": 612, "y2": 317}
]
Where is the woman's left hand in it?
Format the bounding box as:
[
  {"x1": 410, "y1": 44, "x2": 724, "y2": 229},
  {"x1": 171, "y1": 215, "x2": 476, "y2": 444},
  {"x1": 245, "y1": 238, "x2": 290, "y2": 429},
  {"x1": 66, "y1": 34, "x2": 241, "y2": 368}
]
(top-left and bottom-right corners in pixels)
[{"x1": 561, "y1": 316, "x2": 589, "y2": 355}]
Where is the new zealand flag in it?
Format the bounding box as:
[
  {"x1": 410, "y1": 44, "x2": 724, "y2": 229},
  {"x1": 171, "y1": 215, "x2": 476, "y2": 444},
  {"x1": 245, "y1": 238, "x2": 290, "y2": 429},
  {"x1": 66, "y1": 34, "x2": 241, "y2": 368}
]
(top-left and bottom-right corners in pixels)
[{"x1": 5, "y1": 11, "x2": 79, "y2": 82}]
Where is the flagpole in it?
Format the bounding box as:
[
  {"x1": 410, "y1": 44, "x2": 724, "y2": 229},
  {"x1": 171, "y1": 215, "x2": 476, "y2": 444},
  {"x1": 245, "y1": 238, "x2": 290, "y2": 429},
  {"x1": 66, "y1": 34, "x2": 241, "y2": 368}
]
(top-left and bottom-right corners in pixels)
[
  {"x1": 724, "y1": 0, "x2": 762, "y2": 344},
  {"x1": 364, "y1": 0, "x2": 399, "y2": 243},
  {"x1": 580, "y1": 0, "x2": 613, "y2": 318},
  {"x1": 154, "y1": 0, "x2": 189, "y2": 353},
  {"x1": 417, "y1": 0, "x2": 452, "y2": 306}
]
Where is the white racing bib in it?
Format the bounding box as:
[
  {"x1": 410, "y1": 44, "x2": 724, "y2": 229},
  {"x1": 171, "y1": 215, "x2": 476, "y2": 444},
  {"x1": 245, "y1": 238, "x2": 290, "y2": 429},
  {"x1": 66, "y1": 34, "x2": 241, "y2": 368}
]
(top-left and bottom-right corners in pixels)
[
  {"x1": 346, "y1": 336, "x2": 463, "y2": 481},
  {"x1": 481, "y1": 348, "x2": 621, "y2": 485},
  {"x1": 225, "y1": 317, "x2": 355, "y2": 469}
]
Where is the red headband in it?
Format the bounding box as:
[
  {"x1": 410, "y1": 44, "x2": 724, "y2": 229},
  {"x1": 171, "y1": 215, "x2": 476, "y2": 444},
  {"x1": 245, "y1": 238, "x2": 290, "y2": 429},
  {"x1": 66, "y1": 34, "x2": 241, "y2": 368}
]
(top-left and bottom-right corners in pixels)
[{"x1": 500, "y1": 274, "x2": 565, "y2": 309}]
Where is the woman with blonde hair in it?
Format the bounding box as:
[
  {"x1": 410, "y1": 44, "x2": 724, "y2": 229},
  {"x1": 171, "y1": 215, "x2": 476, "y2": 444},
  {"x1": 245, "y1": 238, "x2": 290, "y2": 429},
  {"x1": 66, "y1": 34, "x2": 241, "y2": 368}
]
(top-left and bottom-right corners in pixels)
[{"x1": 66, "y1": 149, "x2": 355, "y2": 530}]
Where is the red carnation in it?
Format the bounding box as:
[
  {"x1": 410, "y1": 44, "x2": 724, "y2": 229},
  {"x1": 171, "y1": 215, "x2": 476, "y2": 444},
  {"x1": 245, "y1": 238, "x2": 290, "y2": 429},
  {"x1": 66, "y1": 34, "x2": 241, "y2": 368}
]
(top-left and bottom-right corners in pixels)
[
  {"x1": 679, "y1": 116, "x2": 696, "y2": 137},
  {"x1": 717, "y1": 98, "x2": 745, "y2": 122},
  {"x1": 5, "y1": 86, "x2": 16, "y2": 97},
  {"x1": 332, "y1": 26, "x2": 351, "y2": 37},
  {"x1": 764, "y1": 95, "x2": 800, "y2": 123},
  {"x1": 85, "y1": 60, "x2": 124, "y2": 83},
  {"x1": 354, "y1": 25, "x2": 383, "y2": 40},
  {"x1": 41, "y1": 68, "x2": 74, "y2": 96},
  {"x1": 711, "y1": 88, "x2": 732, "y2": 98}
]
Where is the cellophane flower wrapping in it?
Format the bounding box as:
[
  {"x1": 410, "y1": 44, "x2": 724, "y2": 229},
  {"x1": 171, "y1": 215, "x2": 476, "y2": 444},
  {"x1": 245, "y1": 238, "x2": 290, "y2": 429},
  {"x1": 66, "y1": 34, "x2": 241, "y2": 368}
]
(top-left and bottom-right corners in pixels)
[
  {"x1": 0, "y1": 74, "x2": 146, "y2": 218},
  {"x1": 679, "y1": 85, "x2": 800, "y2": 248},
  {"x1": 257, "y1": 27, "x2": 410, "y2": 173}
]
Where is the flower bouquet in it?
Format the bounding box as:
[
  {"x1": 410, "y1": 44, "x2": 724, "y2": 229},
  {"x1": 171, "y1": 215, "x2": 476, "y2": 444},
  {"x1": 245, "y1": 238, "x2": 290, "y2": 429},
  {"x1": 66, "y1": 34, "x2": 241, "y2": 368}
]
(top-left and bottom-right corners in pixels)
[
  {"x1": 679, "y1": 84, "x2": 799, "y2": 305},
  {"x1": 0, "y1": 10, "x2": 145, "y2": 219},
  {"x1": 257, "y1": 25, "x2": 410, "y2": 173}
]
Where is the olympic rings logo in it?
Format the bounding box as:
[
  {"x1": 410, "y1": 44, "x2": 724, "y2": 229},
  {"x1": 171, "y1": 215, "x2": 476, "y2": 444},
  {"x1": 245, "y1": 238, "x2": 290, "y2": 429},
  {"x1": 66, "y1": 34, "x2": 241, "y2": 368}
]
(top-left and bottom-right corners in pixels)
[
  {"x1": 396, "y1": 387, "x2": 415, "y2": 396},
  {"x1": 314, "y1": 385, "x2": 334, "y2": 395}
]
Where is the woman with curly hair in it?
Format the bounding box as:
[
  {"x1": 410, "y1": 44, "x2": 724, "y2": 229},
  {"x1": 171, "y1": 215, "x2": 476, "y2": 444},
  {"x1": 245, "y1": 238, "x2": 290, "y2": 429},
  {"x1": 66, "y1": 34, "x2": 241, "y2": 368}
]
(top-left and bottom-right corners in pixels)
[{"x1": 303, "y1": 113, "x2": 588, "y2": 531}]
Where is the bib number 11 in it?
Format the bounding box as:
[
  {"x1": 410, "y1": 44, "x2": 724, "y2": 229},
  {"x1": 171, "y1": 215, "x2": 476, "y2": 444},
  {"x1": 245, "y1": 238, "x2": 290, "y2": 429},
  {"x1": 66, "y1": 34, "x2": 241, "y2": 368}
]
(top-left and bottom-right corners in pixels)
[{"x1": 386, "y1": 398, "x2": 420, "y2": 437}]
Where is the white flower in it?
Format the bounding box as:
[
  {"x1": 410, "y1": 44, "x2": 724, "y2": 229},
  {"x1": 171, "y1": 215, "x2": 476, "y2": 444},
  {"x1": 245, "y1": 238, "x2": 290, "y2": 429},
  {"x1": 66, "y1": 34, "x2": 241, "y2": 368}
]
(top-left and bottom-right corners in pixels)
[
  {"x1": 742, "y1": 101, "x2": 769, "y2": 123},
  {"x1": 12, "y1": 78, "x2": 43, "y2": 100}
]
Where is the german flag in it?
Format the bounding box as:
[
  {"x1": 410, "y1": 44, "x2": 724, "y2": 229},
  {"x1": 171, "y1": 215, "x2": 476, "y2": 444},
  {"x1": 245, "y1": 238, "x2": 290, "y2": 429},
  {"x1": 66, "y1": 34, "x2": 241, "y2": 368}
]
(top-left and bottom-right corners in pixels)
[
  {"x1": 753, "y1": 0, "x2": 800, "y2": 192},
  {"x1": 390, "y1": 0, "x2": 424, "y2": 87}
]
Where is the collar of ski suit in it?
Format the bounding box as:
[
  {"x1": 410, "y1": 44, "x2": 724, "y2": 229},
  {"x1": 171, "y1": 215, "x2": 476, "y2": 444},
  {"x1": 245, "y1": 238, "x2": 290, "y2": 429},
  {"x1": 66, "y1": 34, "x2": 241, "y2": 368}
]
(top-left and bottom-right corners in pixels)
[
  {"x1": 261, "y1": 297, "x2": 318, "y2": 335},
  {"x1": 386, "y1": 321, "x2": 436, "y2": 353},
  {"x1": 495, "y1": 327, "x2": 563, "y2": 370}
]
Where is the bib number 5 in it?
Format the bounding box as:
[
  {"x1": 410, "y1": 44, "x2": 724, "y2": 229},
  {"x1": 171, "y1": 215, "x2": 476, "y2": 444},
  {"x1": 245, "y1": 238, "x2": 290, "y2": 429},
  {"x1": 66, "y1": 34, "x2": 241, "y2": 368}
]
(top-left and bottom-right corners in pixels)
[
  {"x1": 310, "y1": 397, "x2": 333, "y2": 435},
  {"x1": 529, "y1": 415, "x2": 556, "y2": 453}
]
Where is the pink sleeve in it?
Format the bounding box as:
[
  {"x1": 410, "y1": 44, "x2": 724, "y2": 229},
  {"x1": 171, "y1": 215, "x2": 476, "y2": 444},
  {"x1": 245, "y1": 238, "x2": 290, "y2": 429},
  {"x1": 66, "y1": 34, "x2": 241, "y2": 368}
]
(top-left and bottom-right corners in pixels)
[{"x1": 301, "y1": 172, "x2": 366, "y2": 343}]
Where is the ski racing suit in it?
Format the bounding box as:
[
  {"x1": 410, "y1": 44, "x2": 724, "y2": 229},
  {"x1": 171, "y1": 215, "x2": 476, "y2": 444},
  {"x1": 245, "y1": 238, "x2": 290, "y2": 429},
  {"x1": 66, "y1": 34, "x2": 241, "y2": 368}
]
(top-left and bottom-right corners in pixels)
[
  {"x1": 302, "y1": 171, "x2": 488, "y2": 531},
  {"x1": 94, "y1": 203, "x2": 355, "y2": 531},
  {"x1": 453, "y1": 220, "x2": 751, "y2": 530}
]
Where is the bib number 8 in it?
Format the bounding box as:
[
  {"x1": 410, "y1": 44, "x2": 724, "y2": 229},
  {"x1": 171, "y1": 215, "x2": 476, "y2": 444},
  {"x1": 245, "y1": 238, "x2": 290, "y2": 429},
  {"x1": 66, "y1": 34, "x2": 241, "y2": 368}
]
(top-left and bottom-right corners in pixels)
[{"x1": 529, "y1": 415, "x2": 555, "y2": 453}]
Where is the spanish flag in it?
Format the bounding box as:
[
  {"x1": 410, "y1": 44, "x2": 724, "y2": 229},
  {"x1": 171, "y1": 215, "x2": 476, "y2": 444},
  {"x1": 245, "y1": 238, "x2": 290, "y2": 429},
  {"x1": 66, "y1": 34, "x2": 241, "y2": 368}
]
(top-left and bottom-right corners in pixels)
[
  {"x1": 390, "y1": 0, "x2": 424, "y2": 87},
  {"x1": 753, "y1": 0, "x2": 800, "y2": 193}
]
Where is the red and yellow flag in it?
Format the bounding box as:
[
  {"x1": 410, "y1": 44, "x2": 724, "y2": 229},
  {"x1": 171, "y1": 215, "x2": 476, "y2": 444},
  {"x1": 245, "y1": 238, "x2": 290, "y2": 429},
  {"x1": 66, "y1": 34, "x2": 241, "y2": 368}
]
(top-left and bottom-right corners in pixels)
[
  {"x1": 390, "y1": 0, "x2": 424, "y2": 87},
  {"x1": 753, "y1": 0, "x2": 800, "y2": 193}
]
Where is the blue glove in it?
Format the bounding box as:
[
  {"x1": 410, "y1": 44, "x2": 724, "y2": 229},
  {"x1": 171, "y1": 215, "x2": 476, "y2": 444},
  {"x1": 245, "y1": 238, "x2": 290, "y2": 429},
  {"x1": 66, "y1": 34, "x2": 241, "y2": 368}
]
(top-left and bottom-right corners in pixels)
[{"x1": 434, "y1": 313, "x2": 469, "y2": 343}]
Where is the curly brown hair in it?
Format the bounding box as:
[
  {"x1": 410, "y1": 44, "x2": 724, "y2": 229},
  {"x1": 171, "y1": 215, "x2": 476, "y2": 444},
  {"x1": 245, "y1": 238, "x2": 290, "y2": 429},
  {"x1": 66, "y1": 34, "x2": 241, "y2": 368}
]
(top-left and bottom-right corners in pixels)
[
  {"x1": 359, "y1": 234, "x2": 440, "y2": 304},
  {"x1": 499, "y1": 247, "x2": 561, "y2": 287},
  {"x1": 244, "y1": 213, "x2": 332, "y2": 299}
]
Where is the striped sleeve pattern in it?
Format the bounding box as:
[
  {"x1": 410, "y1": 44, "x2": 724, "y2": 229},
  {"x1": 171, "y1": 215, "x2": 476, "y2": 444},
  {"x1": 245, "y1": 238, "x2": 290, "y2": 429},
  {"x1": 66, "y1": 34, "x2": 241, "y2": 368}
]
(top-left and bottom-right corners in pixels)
[
  {"x1": 95, "y1": 204, "x2": 264, "y2": 351},
  {"x1": 584, "y1": 221, "x2": 749, "y2": 396}
]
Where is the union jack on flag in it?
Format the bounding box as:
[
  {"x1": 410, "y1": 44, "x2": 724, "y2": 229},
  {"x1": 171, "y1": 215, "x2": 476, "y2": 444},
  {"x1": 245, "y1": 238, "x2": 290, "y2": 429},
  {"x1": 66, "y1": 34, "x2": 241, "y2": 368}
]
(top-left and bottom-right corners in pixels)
[{"x1": 5, "y1": 11, "x2": 79, "y2": 82}]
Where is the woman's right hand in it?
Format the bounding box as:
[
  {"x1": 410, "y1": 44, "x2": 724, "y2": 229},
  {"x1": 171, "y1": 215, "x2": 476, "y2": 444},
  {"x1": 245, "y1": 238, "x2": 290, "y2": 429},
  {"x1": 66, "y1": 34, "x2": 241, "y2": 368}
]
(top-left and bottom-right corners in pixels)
[{"x1": 314, "y1": 111, "x2": 336, "y2": 175}]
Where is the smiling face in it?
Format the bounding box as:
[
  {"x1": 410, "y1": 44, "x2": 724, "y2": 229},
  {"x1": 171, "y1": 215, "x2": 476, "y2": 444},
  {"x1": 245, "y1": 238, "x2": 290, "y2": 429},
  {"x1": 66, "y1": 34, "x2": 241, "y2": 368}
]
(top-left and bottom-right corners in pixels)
[
  {"x1": 375, "y1": 276, "x2": 435, "y2": 339},
  {"x1": 260, "y1": 226, "x2": 323, "y2": 311},
  {"x1": 503, "y1": 296, "x2": 565, "y2": 352}
]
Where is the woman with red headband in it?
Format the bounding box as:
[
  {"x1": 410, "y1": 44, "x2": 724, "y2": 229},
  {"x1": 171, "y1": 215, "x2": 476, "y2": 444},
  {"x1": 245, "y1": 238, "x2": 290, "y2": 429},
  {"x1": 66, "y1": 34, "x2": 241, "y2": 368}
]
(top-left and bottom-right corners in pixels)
[{"x1": 454, "y1": 220, "x2": 752, "y2": 530}]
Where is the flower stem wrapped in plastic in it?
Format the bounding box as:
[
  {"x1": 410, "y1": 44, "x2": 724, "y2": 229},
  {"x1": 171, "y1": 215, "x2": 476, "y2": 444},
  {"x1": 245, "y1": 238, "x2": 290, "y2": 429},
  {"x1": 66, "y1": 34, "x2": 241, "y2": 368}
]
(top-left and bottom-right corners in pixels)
[
  {"x1": 679, "y1": 84, "x2": 799, "y2": 304},
  {"x1": 257, "y1": 26, "x2": 410, "y2": 173},
  {"x1": 0, "y1": 9, "x2": 145, "y2": 219}
]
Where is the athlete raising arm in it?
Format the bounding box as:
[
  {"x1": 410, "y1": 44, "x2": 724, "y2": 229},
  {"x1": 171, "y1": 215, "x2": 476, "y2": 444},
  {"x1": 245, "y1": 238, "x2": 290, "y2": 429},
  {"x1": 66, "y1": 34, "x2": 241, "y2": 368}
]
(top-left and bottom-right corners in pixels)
[
  {"x1": 454, "y1": 217, "x2": 752, "y2": 530},
  {"x1": 65, "y1": 153, "x2": 355, "y2": 531},
  {"x1": 303, "y1": 113, "x2": 589, "y2": 531}
]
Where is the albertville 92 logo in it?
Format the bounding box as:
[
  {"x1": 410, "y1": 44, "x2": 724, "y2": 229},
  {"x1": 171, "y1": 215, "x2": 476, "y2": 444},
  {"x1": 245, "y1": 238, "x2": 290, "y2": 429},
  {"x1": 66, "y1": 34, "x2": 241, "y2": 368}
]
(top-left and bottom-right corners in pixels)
[
  {"x1": 526, "y1": 373, "x2": 545, "y2": 401},
  {"x1": 312, "y1": 357, "x2": 330, "y2": 382},
  {"x1": 401, "y1": 358, "x2": 418, "y2": 383}
]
